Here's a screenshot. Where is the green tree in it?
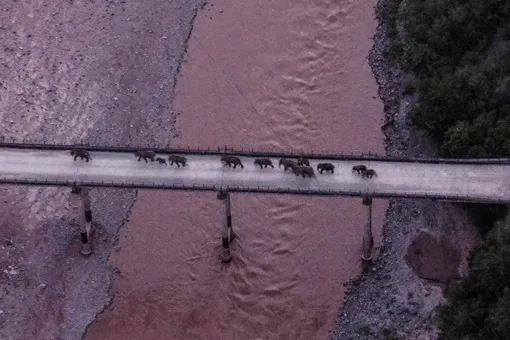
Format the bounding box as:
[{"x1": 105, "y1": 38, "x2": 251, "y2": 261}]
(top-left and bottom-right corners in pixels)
[
  {"x1": 438, "y1": 217, "x2": 510, "y2": 340},
  {"x1": 385, "y1": 0, "x2": 510, "y2": 158}
]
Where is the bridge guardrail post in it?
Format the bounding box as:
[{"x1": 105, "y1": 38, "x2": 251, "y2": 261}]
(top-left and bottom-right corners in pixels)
[{"x1": 361, "y1": 196, "x2": 373, "y2": 272}]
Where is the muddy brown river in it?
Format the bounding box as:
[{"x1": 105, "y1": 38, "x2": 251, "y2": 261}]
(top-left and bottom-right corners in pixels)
[{"x1": 85, "y1": 0, "x2": 387, "y2": 338}]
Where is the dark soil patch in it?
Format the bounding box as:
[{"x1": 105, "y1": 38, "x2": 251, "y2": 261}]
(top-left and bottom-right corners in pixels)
[{"x1": 405, "y1": 230, "x2": 461, "y2": 289}]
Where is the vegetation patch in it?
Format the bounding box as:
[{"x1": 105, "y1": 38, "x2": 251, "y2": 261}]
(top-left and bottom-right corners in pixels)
[
  {"x1": 437, "y1": 217, "x2": 510, "y2": 340},
  {"x1": 385, "y1": 0, "x2": 510, "y2": 158}
]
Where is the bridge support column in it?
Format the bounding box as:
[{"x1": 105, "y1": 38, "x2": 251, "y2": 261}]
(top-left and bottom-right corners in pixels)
[
  {"x1": 217, "y1": 190, "x2": 236, "y2": 263},
  {"x1": 362, "y1": 197, "x2": 373, "y2": 272},
  {"x1": 72, "y1": 186, "x2": 92, "y2": 255}
]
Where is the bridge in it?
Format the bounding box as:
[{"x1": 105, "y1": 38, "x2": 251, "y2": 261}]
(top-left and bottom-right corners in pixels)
[
  {"x1": 1, "y1": 142, "x2": 508, "y2": 267},
  {"x1": 0, "y1": 143, "x2": 508, "y2": 203}
]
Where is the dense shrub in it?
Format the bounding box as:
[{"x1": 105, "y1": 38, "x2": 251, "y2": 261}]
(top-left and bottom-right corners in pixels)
[
  {"x1": 384, "y1": 0, "x2": 510, "y2": 157},
  {"x1": 437, "y1": 217, "x2": 510, "y2": 340}
]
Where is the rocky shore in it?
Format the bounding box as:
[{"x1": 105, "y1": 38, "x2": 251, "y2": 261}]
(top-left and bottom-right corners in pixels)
[
  {"x1": 332, "y1": 0, "x2": 481, "y2": 339},
  {"x1": 0, "y1": 1, "x2": 204, "y2": 339}
]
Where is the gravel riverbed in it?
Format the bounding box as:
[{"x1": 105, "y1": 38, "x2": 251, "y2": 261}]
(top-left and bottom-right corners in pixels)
[{"x1": 0, "y1": 1, "x2": 204, "y2": 339}]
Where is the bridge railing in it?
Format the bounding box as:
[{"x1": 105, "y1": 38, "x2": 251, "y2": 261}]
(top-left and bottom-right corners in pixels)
[
  {"x1": 0, "y1": 177, "x2": 507, "y2": 204},
  {"x1": 0, "y1": 141, "x2": 508, "y2": 165}
]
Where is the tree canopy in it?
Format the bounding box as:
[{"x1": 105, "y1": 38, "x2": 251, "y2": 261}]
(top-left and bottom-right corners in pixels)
[
  {"x1": 437, "y1": 218, "x2": 510, "y2": 340},
  {"x1": 385, "y1": 0, "x2": 510, "y2": 157}
]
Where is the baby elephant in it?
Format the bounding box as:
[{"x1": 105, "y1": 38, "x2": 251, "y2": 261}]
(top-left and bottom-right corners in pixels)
[
  {"x1": 292, "y1": 165, "x2": 315, "y2": 178},
  {"x1": 279, "y1": 158, "x2": 297, "y2": 171},
  {"x1": 352, "y1": 164, "x2": 367, "y2": 174},
  {"x1": 221, "y1": 155, "x2": 244, "y2": 169},
  {"x1": 254, "y1": 158, "x2": 274, "y2": 169},
  {"x1": 70, "y1": 148, "x2": 91, "y2": 162},
  {"x1": 156, "y1": 157, "x2": 167, "y2": 165},
  {"x1": 135, "y1": 150, "x2": 156, "y2": 163},
  {"x1": 317, "y1": 163, "x2": 335, "y2": 174},
  {"x1": 168, "y1": 155, "x2": 187, "y2": 167},
  {"x1": 362, "y1": 169, "x2": 377, "y2": 179},
  {"x1": 297, "y1": 157, "x2": 310, "y2": 166}
]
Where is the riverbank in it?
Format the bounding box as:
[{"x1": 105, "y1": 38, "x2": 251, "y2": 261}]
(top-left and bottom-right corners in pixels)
[
  {"x1": 0, "y1": 1, "x2": 203, "y2": 339},
  {"x1": 332, "y1": 0, "x2": 480, "y2": 339}
]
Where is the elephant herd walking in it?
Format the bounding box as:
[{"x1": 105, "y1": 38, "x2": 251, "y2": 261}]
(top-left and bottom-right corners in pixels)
[{"x1": 69, "y1": 148, "x2": 378, "y2": 179}]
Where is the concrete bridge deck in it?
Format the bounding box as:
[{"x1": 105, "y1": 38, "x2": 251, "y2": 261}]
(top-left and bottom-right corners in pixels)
[{"x1": 0, "y1": 147, "x2": 508, "y2": 203}]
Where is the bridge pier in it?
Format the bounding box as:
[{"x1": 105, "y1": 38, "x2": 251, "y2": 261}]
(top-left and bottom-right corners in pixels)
[
  {"x1": 71, "y1": 186, "x2": 92, "y2": 255},
  {"x1": 361, "y1": 197, "x2": 374, "y2": 272},
  {"x1": 217, "y1": 190, "x2": 236, "y2": 263}
]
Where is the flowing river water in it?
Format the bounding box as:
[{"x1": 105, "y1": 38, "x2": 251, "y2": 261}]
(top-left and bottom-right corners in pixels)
[{"x1": 85, "y1": 0, "x2": 387, "y2": 338}]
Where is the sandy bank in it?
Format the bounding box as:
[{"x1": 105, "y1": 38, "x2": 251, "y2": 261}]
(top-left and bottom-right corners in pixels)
[{"x1": 0, "y1": 1, "x2": 204, "y2": 339}]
